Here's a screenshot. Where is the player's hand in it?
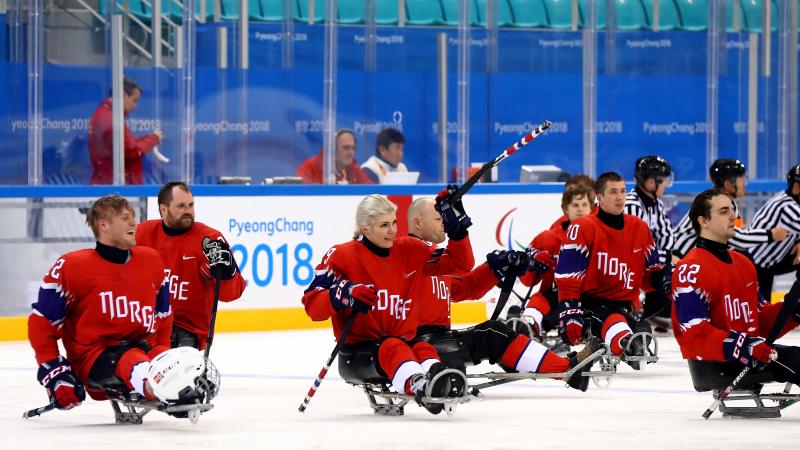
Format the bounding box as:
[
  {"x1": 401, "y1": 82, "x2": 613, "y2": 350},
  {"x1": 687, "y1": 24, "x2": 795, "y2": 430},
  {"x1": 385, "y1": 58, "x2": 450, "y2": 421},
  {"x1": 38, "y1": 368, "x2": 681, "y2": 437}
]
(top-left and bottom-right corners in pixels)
[
  {"x1": 153, "y1": 129, "x2": 164, "y2": 142},
  {"x1": 526, "y1": 247, "x2": 556, "y2": 274},
  {"x1": 486, "y1": 250, "x2": 529, "y2": 279},
  {"x1": 202, "y1": 236, "x2": 237, "y2": 280},
  {"x1": 557, "y1": 300, "x2": 585, "y2": 346},
  {"x1": 771, "y1": 227, "x2": 789, "y2": 242},
  {"x1": 329, "y1": 280, "x2": 377, "y2": 314},
  {"x1": 723, "y1": 332, "x2": 777, "y2": 368},
  {"x1": 651, "y1": 262, "x2": 673, "y2": 296},
  {"x1": 37, "y1": 356, "x2": 86, "y2": 410},
  {"x1": 434, "y1": 185, "x2": 472, "y2": 240}
]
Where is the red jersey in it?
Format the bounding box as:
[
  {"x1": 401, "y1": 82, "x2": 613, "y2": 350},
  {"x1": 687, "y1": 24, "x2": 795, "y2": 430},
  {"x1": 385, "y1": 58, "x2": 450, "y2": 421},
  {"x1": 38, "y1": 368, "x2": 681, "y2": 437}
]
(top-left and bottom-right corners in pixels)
[
  {"x1": 295, "y1": 150, "x2": 374, "y2": 184},
  {"x1": 302, "y1": 235, "x2": 474, "y2": 343},
  {"x1": 555, "y1": 213, "x2": 660, "y2": 304},
  {"x1": 415, "y1": 262, "x2": 497, "y2": 328},
  {"x1": 135, "y1": 220, "x2": 246, "y2": 347},
  {"x1": 671, "y1": 245, "x2": 796, "y2": 361},
  {"x1": 28, "y1": 247, "x2": 172, "y2": 384},
  {"x1": 549, "y1": 214, "x2": 569, "y2": 231},
  {"x1": 88, "y1": 99, "x2": 160, "y2": 185}
]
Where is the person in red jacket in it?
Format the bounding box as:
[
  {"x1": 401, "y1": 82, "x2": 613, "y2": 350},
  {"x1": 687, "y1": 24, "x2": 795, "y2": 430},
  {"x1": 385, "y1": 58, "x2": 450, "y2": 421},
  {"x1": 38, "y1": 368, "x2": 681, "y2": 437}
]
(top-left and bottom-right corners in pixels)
[
  {"x1": 302, "y1": 192, "x2": 474, "y2": 414},
  {"x1": 88, "y1": 77, "x2": 162, "y2": 185},
  {"x1": 555, "y1": 172, "x2": 663, "y2": 369},
  {"x1": 136, "y1": 182, "x2": 246, "y2": 349},
  {"x1": 517, "y1": 184, "x2": 594, "y2": 339},
  {"x1": 28, "y1": 195, "x2": 172, "y2": 410},
  {"x1": 673, "y1": 188, "x2": 800, "y2": 392},
  {"x1": 406, "y1": 198, "x2": 598, "y2": 391},
  {"x1": 295, "y1": 129, "x2": 373, "y2": 184}
]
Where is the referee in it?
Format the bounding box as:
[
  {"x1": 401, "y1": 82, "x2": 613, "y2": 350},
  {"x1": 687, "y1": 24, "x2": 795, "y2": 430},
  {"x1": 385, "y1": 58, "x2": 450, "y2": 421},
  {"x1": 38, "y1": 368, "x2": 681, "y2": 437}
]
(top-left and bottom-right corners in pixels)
[
  {"x1": 672, "y1": 158, "x2": 788, "y2": 258},
  {"x1": 746, "y1": 164, "x2": 800, "y2": 301},
  {"x1": 625, "y1": 156, "x2": 675, "y2": 328}
]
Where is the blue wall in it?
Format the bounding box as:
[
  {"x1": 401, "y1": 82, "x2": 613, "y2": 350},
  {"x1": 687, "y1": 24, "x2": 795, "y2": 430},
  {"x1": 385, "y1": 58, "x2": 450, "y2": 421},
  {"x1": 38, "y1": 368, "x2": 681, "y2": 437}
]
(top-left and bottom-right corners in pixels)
[{"x1": 1, "y1": 21, "x2": 795, "y2": 185}]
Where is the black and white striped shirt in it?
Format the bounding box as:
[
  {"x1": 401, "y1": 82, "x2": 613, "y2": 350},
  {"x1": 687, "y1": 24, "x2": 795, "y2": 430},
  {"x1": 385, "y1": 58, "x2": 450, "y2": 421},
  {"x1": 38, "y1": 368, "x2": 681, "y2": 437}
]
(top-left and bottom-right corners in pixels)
[
  {"x1": 672, "y1": 198, "x2": 771, "y2": 258},
  {"x1": 746, "y1": 191, "x2": 800, "y2": 268},
  {"x1": 625, "y1": 187, "x2": 674, "y2": 264}
]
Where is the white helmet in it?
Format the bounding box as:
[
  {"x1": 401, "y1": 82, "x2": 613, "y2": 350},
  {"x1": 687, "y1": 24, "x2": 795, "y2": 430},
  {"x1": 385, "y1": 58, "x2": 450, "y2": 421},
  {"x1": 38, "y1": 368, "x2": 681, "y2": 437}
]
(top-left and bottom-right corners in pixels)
[{"x1": 147, "y1": 347, "x2": 220, "y2": 404}]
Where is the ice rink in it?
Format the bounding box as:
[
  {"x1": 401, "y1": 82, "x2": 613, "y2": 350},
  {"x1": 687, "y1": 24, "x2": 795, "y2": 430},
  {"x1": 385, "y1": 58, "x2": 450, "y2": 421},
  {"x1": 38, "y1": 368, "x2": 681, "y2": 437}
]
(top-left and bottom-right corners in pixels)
[{"x1": 3, "y1": 328, "x2": 800, "y2": 450}]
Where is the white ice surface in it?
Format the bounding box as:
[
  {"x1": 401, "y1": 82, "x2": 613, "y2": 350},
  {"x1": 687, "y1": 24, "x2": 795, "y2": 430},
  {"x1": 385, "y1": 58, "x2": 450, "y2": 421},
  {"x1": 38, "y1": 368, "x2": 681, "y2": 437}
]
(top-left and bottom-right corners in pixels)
[{"x1": 3, "y1": 329, "x2": 800, "y2": 450}]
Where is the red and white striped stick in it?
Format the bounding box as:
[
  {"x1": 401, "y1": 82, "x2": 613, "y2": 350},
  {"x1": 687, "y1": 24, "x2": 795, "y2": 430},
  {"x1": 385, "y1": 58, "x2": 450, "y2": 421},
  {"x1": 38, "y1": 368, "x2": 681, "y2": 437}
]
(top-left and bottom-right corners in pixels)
[
  {"x1": 298, "y1": 313, "x2": 357, "y2": 413},
  {"x1": 450, "y1": 120, "x2": 552, "y2": 203}
]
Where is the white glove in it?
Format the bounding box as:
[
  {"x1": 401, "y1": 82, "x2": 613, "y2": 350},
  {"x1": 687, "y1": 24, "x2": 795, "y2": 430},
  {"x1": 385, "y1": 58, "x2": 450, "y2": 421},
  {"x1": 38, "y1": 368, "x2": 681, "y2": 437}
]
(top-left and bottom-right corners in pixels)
[{"x1": 152, "y1": 146, "x2": 170, "y2": 163}]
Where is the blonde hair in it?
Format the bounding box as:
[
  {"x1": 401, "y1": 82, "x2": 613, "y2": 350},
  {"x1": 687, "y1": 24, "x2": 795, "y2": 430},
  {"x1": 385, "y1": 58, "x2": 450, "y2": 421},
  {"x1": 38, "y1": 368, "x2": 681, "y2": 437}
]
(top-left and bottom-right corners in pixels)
[
  {"x1": 353, "y1": 194, "x2": 397, "y2": 240},
  {"x1": 86, "y1": 195, "x2": 134, "y2": 238}
]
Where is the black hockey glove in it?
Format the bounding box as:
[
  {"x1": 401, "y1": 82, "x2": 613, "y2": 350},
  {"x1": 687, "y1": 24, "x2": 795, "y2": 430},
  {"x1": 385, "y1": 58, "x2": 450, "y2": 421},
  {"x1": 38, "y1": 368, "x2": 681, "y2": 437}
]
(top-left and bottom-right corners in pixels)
[
  {"x1": 486, "y1": 249, "x2": 529, "y2": 279},
  {"x1": 202, "y1": 236, "x2": 238, "y2": 280},
  {"x1": 526, "y1": 247, "x2": 557, "y2": 274},
  {"x1": 650, "y1": 262, "x2": 673, "y2": 297},
  {"x1": 434, "y1": 184, "x2": 472, "y2": 240},
  {"x1": 329, "y1": 280, "x2": 378, "y2": 314},
  {"x1": 557, "y1": 300, "x2": 585, "y2": 346},
  {"x1": 722, "y1": 332, "x2": 777, "y2": 368},
  {"x1": 37, "y1": 356, "x2": 85, "y2": 410}
]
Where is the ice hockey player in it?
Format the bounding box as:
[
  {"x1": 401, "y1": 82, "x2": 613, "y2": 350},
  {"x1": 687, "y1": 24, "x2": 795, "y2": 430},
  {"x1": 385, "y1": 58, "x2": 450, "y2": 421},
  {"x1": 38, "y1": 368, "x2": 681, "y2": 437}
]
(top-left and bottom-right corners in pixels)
[
  {"x1": 136, "y1": 182, "x2": 246, "y2": 349},
  {"x1": 517, "y1": 184, "x2": 594, "y2": 339},
  {"x1": 555, "y1": 172, "x2": 663, "y2": 369},
  {"x1": 672, "y1": 158, "x2": 788, "y2": 259},
  {"x1": 27, "y1": 195, "x2": 200, "y2": 413},
  {"x1": 301, "y1": 193, "x2": 474, "y2": 414},
  {"x1": 624, "y1": 155, "x2": 675, "y2": 331},
  {"x1": 406, "y1": 198, "x2": 600, "y2": 391},
  {"x1": 672, "y1": 188, "x2": 800, "y2": 392}
]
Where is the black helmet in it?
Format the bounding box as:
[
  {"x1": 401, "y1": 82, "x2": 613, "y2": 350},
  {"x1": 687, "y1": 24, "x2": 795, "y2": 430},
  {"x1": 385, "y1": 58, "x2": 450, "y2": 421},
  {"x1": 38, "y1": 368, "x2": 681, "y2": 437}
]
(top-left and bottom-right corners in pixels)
[
  {"x1": 709, "y1": 158, "x2": 746, "y2": 187},
  {"x1": 634, "y1": 155, "x2": 672, "y2": 186},
  {"x1": 787, "y1": 164, "x2": 800, "y2": 187}
]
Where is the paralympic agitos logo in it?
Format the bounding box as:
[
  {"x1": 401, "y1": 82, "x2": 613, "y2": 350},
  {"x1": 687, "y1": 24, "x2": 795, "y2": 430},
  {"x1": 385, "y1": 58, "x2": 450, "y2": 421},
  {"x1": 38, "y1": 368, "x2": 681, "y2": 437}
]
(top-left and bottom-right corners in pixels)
[{"x1": 495, "y1": 208, "x2": 528, "y2": 251}]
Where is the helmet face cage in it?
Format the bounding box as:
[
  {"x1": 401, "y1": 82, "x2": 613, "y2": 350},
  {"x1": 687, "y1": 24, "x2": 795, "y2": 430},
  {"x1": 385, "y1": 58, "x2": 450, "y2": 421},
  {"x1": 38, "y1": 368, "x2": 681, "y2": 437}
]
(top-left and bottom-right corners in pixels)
[
  {"x1": 710, "y1": 158, "x2": 746, "y2": 187},
  {"x1": 197, "y1": 358, "x2": 221, "y2": 403},
  {"x1": 634, "y1": 156, "x2": 673, "y2": 188}
]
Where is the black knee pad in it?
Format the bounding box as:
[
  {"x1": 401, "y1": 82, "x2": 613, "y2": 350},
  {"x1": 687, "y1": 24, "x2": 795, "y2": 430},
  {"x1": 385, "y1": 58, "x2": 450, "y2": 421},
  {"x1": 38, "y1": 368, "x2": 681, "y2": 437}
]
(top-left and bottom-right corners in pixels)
[
  {"x1": 87, "y1": 341, "x2": 152, "y2": 392},
  {"x1": 338, "y1": 341, "x2": 387, "y2": 384},
  {"x1": 415, "y1": 330, "x2": 473, "y2": 366},
  {"x1": 462, "y1": 320, "x2": 517, "y2": 365},
  {"x1": 171, "y1": 325, "x2": 200, "y2": 349},
  {"x1": 584, "y1": 300, "x2": 636, "y2": 337}
]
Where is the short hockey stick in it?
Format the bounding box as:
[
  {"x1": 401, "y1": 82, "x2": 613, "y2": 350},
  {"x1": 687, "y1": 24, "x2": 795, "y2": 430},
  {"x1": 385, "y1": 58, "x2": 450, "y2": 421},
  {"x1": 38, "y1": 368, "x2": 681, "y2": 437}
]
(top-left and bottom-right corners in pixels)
[
  {"x1": 22, "y1": 402, "x2": 56, "y2": 419},
  {"x1": 298, "y1": 313, "x2": 358, "y2": 413},
  {"x1": 204, "y1": 269, "x2": 222, "y2": 360},
  {"x1": 449, "y1": 120, "x2": 551, "y2": 204},
  {"x1": 701, "y1": 292, "x2": 799, "y2": 419},
  {"x1": 490, "y1": 274, "x2": 518, "y2": 321}
]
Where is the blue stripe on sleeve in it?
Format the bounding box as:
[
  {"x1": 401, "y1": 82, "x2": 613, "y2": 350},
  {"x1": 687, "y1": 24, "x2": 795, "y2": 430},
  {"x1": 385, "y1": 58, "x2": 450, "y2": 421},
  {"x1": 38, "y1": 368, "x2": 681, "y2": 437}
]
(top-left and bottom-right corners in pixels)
[
  {"x1": 555, "y1": 246, "x2": 589, "y2": 277},
  {"x1": 32, "y1": 287, "x2": 67, "y2": 325},
  {"x1": 674, "y1": 288, "x2": 710, "y2": 327}
]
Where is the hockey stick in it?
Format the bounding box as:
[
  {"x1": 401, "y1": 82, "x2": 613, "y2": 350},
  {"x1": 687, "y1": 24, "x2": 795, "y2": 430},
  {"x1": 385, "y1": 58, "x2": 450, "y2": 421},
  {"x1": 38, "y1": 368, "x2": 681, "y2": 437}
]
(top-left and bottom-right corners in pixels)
[
  {"x1": 22, "y1": 402, "x2": 56, "y2": 419},
  {"x1": 298, "y1": 313, "x2": 358, "y2": 413},
  {"x1": 701, "y1": 293, "x2": 799, "y2": 419},
  {"x1": 204, "y1": 270, "x2": 222, "y2": 359},
  {"x1": 490, "y1": 274, "x2": 518, "y2": 321},
  {"x1": 448, "y1": 120, "x2": 552, "y2": 204}
]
